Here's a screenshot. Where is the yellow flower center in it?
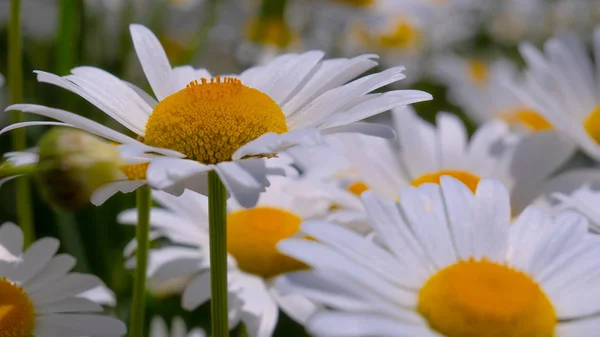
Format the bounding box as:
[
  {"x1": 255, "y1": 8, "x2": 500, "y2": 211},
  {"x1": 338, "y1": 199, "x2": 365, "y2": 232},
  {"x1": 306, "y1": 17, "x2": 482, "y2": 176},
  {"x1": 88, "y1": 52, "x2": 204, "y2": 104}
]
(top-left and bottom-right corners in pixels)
[
  {"x1": 411, "y1": 170, "x2": 480, "y2": 193},
  {"x1": 467, "y1": 60, "x2": 488, "y2": 86},
  {"x1": 143, "y1": 77, "x2": 288, "y2": 164},
  {"x1": 0, "y1": 277, "x2": 35, "y2": 337},
  {"x1": 332, "y1": 0, "x2": 374, "y2": 7},
  {"x1": 418, "y1": 259, "x2": 556, "y2": 337},
  {"x1": 378, "y1": 19, "x2": 420, "y2": 49},
  {"x1": 583, "y1": 106, "x2": 600, "y2": 144},
  {"x1": 348, "y1": 181, "x2": 369, "y2": 196},
  {"x1": 120, "y1": 163, "x2": 149, "y2": 180},
  {"x1": 498, "y1": 108, "x2": 552, "y2": 131},
  {"x1": 247, "y1": 18, "x2": 296, "y2": 48},
  {"x1": 227, "y1": 207, "x2": 308, "y2": 279}
]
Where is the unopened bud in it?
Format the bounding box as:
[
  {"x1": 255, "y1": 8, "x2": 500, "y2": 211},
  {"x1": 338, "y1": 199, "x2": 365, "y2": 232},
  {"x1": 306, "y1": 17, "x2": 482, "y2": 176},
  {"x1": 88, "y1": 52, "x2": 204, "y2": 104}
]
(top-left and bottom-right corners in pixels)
[{"x1": 36, "y1": 128, "x2": 125, "y2": 210}]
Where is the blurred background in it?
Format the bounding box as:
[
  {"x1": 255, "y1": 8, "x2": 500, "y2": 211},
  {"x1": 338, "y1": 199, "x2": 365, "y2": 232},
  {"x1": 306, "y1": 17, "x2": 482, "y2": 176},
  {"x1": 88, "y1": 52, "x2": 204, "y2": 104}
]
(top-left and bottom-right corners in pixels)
[{"x1": 1, "y1": 0, "x2": 600, "y2": 335}]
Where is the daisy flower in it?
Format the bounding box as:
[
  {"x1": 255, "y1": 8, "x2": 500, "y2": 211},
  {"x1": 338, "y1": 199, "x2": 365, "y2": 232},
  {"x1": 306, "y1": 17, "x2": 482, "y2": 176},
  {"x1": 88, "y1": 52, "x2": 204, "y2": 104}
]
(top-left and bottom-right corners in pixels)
[
  {"x1": 277, "y1": 177, "x2": 600, "y2": 337},
  {"x1": 149, "y1": 316, "x2": 206, "y2": 337},
  {"x1": 4, "y1": 23, "x2": 430, "y2": 208},
  {"x1": 328, "y1": 106, "x2": 578, "y2": 215},
  {"x1": 515, "y1": 26, "x2": 600, "y2": 162},
  {"x1": 119, "y1": 175, "x2": 367, "y2": 336},
  {"x1": 0, "y1": 222, "x2": 126, "y2": 337},
  {"x1": 434, "y1": 55, "x2": 558, "y2": 134}
]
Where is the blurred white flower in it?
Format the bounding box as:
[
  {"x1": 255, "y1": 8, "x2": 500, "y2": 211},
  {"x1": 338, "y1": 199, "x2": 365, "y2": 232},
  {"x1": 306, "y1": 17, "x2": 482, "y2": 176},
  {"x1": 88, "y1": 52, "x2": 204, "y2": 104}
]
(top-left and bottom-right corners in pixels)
[{"x1": 149, "y1": 316, "x2": 206, "y2": 337}]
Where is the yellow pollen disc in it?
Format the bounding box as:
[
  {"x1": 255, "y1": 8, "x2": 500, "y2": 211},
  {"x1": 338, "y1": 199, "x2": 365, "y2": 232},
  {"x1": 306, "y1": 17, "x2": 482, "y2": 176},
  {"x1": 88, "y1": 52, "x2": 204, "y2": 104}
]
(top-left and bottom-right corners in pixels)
[
  {"x1": 499, "y1": 108, "x2": 552, "y2": 131},
  {"x1": 378, "y1": 19, "x2": 420, "y2": 49},
  {"x1": 348, "y1": 181, "x2": 369, "y2": 196},
  {"x1": 227, "y1": 207, "x2": 309, "y2": 279},
  {"x1": 583, "y1": 106, "x2": 600, "y2": 145},
  {"x1": 247, "y1": 18, "x2": 296, "y2": 48},
  {"x1": 120, "y1": 163, "x2": 148, "y2": 180},
  {"x1": 411, "y1": 170, "x2": 480, "y2": 193},
  {"x1": 467, "y1": 60, "x2": 488, "y2": 86},
  {"x1": 0, "y1": 277, "x2": 35, "y2": 337},
  {"x1": 418, "y1": 259, "x2": 556, "y2": 337},
  {"x1": 144, "y1": 77, "x2": 288, "y2": 165}
]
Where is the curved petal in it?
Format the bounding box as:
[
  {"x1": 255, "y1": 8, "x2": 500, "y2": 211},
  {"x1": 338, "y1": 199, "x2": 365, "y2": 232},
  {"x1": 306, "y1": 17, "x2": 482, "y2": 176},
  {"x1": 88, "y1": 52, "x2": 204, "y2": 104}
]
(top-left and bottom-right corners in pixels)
[{"x1": 130, "y1": 24, "x2": 175, "y2": 101}]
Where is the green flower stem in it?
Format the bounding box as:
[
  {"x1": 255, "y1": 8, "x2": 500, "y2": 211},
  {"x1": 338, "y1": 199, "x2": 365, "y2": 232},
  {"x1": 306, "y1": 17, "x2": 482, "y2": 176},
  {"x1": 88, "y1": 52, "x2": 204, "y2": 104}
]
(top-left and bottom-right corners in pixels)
[
  {"x1": 129, "y1": 186, "x2": 152, "y2": 337},
  {"x1": 56, "y1": 0, "x2": 81, "y2": 75},
  {"x1": 208, "y1": 170, "x2": 229, "y2": 337},
  {"x1": 9, "y1": 0, "x2": 34, "y2": 247}
]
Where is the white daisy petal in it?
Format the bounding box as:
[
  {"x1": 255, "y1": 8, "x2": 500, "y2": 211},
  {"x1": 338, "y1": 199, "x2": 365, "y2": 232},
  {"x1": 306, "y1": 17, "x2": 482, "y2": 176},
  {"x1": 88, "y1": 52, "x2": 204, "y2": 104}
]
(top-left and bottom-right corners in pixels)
[
  {"x1": 282, "y1": 54, "x2": 379, "y2": 114},
  {"x1": 91, "y1": 181, "x2": 147, "y2": 206},
  {"x1": 556, "y1": 316, "x2": 600, "y2": 337},
  {"x1": 129, "y1": 24, "x2": 175, "y2": 100},
  {"x1": 35, "y1": 70, "x2": 146, "y2": 134},
  {"x1": 11, "y1": 238, "x2": 60, "y2": 283},
  {"x1": 5, "y1": 104, "x2": 140, "y2": 145},
  {"x1": 0, "y1": 222, "x2": 24, "y2": 255},
  {"x1": 0, "y1": 121, "x2": 70, "y2": 136},
  {"x1": 34, "y1": 314, "x2": 126, "y2": 337},
  {"x1": 232, "y1": 129, "x2": 323, "y2": 161},
  {"x1": 182, "y1": 271, "x2": 211, "y2": 310},
  {"x1": 321, "y1": 123, "x2": 396, "y2": 139},
  {"x1": 307, "y1": 311, "x2": 435, "y2": 337}
]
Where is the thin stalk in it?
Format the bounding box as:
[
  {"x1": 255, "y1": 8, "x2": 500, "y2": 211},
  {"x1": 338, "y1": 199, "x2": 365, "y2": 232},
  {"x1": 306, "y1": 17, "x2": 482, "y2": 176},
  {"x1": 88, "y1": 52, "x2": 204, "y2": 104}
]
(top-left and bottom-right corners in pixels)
[
  {"x1": 9, "y1": 0, "x2": 34, "y2": 246},
  {"x1": 129, "y1": 186, "x2": 151, "y2": 337},
  {"x1": 208, "y1": 170, "x2": 228, "y2": 337},
  {"x1": 56, "y1": 0, "x2": 81, "y2": 75}
]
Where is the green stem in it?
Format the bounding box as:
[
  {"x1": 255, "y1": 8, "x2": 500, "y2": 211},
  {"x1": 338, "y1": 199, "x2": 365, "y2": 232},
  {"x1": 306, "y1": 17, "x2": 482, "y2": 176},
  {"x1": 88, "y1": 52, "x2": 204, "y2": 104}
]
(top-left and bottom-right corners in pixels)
[
  {"x1": 208, "y1": 170, "x2": 229, "y2": 337},
  {"x1": 129, "y1": 186, "x2": 151, "y2": 337},
  {"x1": 56, "y1": 0, "x2": 81, "y2": 75},
  {"x1": 55, "y1": 212, "x2": 90, "y2": 272},
  {"x1": 9, "y1": 0, "x2": 34, "y2": 247}
]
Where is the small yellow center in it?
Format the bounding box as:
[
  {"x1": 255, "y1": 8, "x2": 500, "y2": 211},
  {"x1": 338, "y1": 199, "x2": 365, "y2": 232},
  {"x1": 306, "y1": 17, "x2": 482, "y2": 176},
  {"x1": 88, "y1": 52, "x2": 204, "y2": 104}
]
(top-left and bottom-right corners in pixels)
[
  {"x1": 467, "y1": 60, "x2": 488, "y2": 86},
  {"x1": 498, "y1": 108, "x2": 552, "y2": 131},
  {"x1": 411, "y1": 170, "x2": 480, "y2": 193},
  {"x1": 0, "y1": 277, "x2": 35, "y2": 337},
  {"x1": 120, "y1": 163, "x2": 149, "y2": 181},
  {"x1": 332, "y1": 0, "x2": 375, "y2": 7},
  {"x1": 247, "y1": 18, "x2": 296, "y2": 48},
  {"x1": 348, "y1": 181, "x2": 369, "y2": 196},
  {"x1": 227, "y1": 207, "x2": 308, "y2": 279},
  {"x1": 583, "y1": 106, "x2": 600, "y2": 144},
  {"x1": 378, "y1": 19, "x2": 420, "y2": 49},
  {"x1": 418, "y1": 259, "x2": 556, "y2": 337},
  {"x1": 144, "y1": 77, "x2": 288, "y2": 164}
]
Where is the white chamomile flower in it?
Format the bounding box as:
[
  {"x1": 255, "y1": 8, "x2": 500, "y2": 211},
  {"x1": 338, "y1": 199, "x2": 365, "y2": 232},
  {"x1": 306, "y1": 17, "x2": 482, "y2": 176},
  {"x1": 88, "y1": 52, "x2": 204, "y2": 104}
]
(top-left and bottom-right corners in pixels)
[
  {"x1": 150, "y1": 316, "x2": 206, "y2": 337},
  {"x1": 487, "y1": 0, "x2": 551, "y2": 43},
  {"x1": 119, "y1": 175, "x2": 367, "y2": 337},
  {"x1": 0, "y1": 222, "x2": 126, "y2": 337},
  {"x1": 4, "y1": 23, "x2": 430, "y2": 208},
  {"x1": 434, "y1": 55, "x2": 559, "y2": 134},
  {"x1": 277, "y1": 177, "x2": 600, "y2": 337},
  {"x1": 342, "y1": 1, "x2": 428, "y2": 84},
  {"x1": 329, "y1": 106, "x2": 578, "y2": 215},
  {"x1": 516, "y1": 26, "x2": 600, "y2": 163}
]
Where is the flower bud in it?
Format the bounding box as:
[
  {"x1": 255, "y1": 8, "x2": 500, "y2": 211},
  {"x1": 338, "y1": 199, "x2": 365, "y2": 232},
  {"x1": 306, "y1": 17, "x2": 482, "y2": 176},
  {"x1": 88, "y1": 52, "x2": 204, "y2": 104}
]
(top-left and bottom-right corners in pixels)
[{"x1": 36, "y1": 128, "x2": 125, "y2": 210}]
